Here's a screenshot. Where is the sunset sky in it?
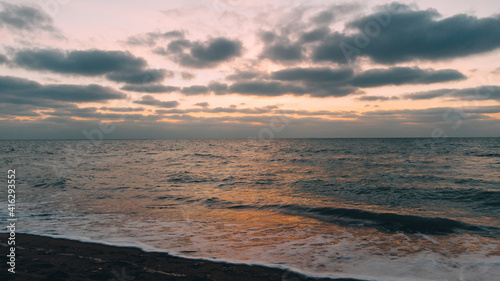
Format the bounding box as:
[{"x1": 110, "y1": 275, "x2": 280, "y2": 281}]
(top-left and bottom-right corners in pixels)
[{"x1": 1, "y1": 0, "x2": 500, "y2": 139}]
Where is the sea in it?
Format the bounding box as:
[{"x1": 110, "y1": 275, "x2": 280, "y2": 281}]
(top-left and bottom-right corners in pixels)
[{"x1": 1, "y1": 138, "x2": 499, "y2": 281}]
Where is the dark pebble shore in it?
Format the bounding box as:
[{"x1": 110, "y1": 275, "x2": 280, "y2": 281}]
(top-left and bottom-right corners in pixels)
[{"x1": 0, "y1": 233, "x2": 363, "y2": 281}]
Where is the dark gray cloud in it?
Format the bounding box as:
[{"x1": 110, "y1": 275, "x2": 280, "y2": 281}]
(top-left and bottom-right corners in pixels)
[
  {"x1": 155, "y1": 105, "x2": 278, "y2": 115},
  {"x1": 157, "y1": 37, "x2": 242, "y2": 68},
  {"x1": 259, "y1": 31, "x2": 276, "y2": 44},
  {"x1": 126, "y1": 30, "x2": 184, "y2": 46},
  {"x1": 194, "y1": 102, "x2": 209, "y2": 108},
  {"x1": 357, "y1": 95, "x2": 400, "y2": 101},
  {"x1": 30, "y1": 84, "x2": 126, "y2": 102},
  {"x1": 260, "y1": 41, "x2": 303, "y2": 62},
  {"x1": 404, "y1": 86, "x2": 500, "y2": 100},
  {"x1": 133, "y1": 95, "x2": 179, "y2": 108},
  {"x1": 222, "y1": 67, "x2": 356, "y2": 97},
  {"x1": 258, "y1": 30, "x2": 303, "y2": 62},
  {"x1": 0, "y1": 3, "x2": 57, "y2": 33},
  {"x1": 352, "y1": 67, "x2": 466, "y2": 87},
  {"x1": 271, "y1": 67, "x2": 353, "y2": 83},
  {"x1": 311, "y1": 11, "x2": 335, "y2": 25},
  {"x1": 360, "y1": 105, "x2": 499, "y2": 125},
  {"x1": 282, "y1": 109, "x2": 359, "y2": 117},
  {"x1": 258, "y1": 3, "x2": 361, "y2": 64},
  {"x1": 222, "y1": 80, "x2": 358, "y2": 98},
  {"x1": 0, "y1": 76, "x2": 126, "y2": 105},
  {"x1": 269, "y1": 66, "x2": 358, "y2": 96},
  {"x1": 106, "y1": 69, "x2": 173, "y2": 84},
  {"x1": 227, "y1": 81, "x2": 307, "y2": 96},
  {"x1": 226, "y1": 71, "x2": 261, "y2": 81},
  {"x1": 121, "y1": 84, "x2": 180, "y2": 93},
  {"x1": 100, "y1": 107, "x2": 145, "y2": 112},
  {"x1": 208, "y1": 105, "x2": 278, "y2": 114},
  {"x1": 173, "y1": 65, "x2": 464, "y2": 98},
  {"x1": 13, "y1": 48, "x2": 171, "y2": 84},
  {"x1": 0, "y1": 54, "x2": 8, "y2": 64},
  {"x1": 217, "y1": 66, "x2": 465, "y2": 97},
  {"x1": 313, "y1": 3, "x2": 500, "y2": 64},
  {"x1": 300, "y1": 27, "x2": 330, "y2": 42},
  {"x1": 181, "y1": 72, "x2": 196, "y2": 80},
  {"x1": 14, "y1": 49, "x2": 145, "y2": 75},
  {"x1": 0, "y1": 75, "x2": 39, "y2": 91},
  {"x1": 181, "y1": 85, "x2": 209, "y2": 95},
  {"x1": 208, "y1": 82, "x2": 229, "y2": 94},
  {"x1": 310, "y1": 3, "x2": 361, "y2": 25},
  {"x1": 0, "y1": 103, "x2": 43, "y2": 118},
  {"x1": 41, "y1": 107, "x2": 147, "y2": 120}
]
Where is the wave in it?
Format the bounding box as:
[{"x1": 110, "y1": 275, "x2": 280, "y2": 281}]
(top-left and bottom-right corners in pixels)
[
  {"x1": 287, "y1": 205, "x2": 488, "y2": 235},
  {"x1": 223, "y1": 203, "x2": 499, "y2": 237}
]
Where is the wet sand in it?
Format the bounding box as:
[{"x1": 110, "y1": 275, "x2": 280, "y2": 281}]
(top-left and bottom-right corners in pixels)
[{"x1": 0, "y1": 233, "x2": 361, "y2": 281}]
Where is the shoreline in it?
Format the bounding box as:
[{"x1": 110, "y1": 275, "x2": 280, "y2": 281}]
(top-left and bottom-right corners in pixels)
[{"x1": 0, "y1": 233, "x2": 364, "y2": 281}]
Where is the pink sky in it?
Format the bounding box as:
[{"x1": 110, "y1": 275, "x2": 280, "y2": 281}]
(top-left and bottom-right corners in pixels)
[{"x1": 1, "y1": 0, "x2": 500, "y2": 138}]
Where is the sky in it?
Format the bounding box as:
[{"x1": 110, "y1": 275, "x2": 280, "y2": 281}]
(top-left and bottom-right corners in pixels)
[{"x1": 1, "y1": 0, "x2": 500, "y2": 139}]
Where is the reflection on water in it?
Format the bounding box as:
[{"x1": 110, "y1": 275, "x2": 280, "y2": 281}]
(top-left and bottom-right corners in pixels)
[{"x1": 1, "y1": 138, "x2": 499, "y2": 280}]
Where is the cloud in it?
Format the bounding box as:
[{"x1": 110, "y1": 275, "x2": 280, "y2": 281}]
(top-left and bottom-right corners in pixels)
[
  {"x1": 313, "y1": 3, "x2": 500, "y2": 64},
  {"x1": 157, "y1": 37, "x2": 242, "y2": 68},
  {"x1": 352, "y1": 67, "x2": 466, "y2": 87},
  {"x1": 229, "y1": 66, "x2": 465, "y2": 97},
  {"x1": 41, "y1": 107, "x2": 148, "y2": 120},
  {"x1": 181, "y1": 72, "x2": 196, "y2": 80},
  {"x1": 357, "y1": 95, "x2": 399, "y2": 101},
  {"x1": 260, "y1": 41, "x2": 303, "y2": 62},
  {"x1": 14, "y1": 48, "x2": 145, "y2": 75},
  {"x1": 0, "y1": 103, "x2": 43, "y2": 117},
  {"x1": 208, "y1": 67, "x2": 357, "y2": 97},
  {"x1": 271, "y1": 67, "x2": 353, "y2": 82},
  {"x1": 133, "y1": 95, "x2": 180, "y2": 108},
  {"x1": 155, "y1": 105, "x2": 278, "y2": 115},
  {"x1": 360, "y1": 105, "x2": 500, "y2": 124},
  {"x1": 0, "y1": 3, "x2": 58, "y2": 34},
  {"x1": 121, "y1": 84, "x2": 180, "y2": 93},
  {"x1": 2, "y1": 104, "x2": 500, "y2": 139},
  {"x1": 181, "y1": 85, "x2": 209, "y2": 95},
  {"x1": 492, "y1": 67, "x2": 500, "y2": 75},
  {"x1": 0, "y1": 76, "x2": 126, "y2": 105},
  {"x1": 220, "y1": 79, "x2": 357, "y2": 98},
  {"x1": 310, "y1": 3, "x2": 362, "y2": 25},
  {"x1": 106, "y1": 69, "x2": 173, "y2": 84},
  {"x1": 100, "y1": 107, "x2": 145, "y2": 112},
  {"x1": 300, "y1": 27, "x2": 331, "y2": 42},
  {"x1": 404, "y1": 86, "x2": 500, "y2": 100},
  {"x1": 226, "y1": 70, "x2": 261, "y2": 81},
  {"x1": 208, "y1": 82, "x2": 229, "y2": 93},
  {"x1": 13, "y1": 48, "x2": 171, "y2": 84},
  {"x1": 126, "y1": 30, "x2": 184, "y2": 46},
  {"x1": 31, "y1": 85, "x2": 126, "y2": 102},
  {"x1": 0, "y1": 54, "x2": 8, "y2": 64},
  {"x1": 311, "y1": 11, "x2": 336, "y2": 25},
  {"x1": 194, "y1": 102, "x2": 209, "y2": 108},
  {"x1": 258, "y1": 3, "x2": 363, "y2": 64},
  {"x1": 227, "y1": 81, "x2": 307, "y2": 96},
  {"x1": 170, "y1": 64, "x2": 465, "y2": 98}
]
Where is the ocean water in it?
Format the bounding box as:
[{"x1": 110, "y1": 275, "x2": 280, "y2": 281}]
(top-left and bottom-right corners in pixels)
[{"x1": 1, "y1": 138, "x2": 499, "y2": 280}]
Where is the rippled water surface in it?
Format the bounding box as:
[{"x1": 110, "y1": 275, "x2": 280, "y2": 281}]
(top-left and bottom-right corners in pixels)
[{"x1": 1, "y1": 138, "x2": 499, "y2": 280}]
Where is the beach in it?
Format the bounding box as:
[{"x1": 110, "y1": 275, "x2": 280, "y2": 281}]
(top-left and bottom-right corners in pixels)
[{"x1": 0, "y1": 233, "x2": 356, "y2": 281}]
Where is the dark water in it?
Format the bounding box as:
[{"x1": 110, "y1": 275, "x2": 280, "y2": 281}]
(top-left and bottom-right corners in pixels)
[{"x1": 1, "y1": 138, "x2": 499, "y2": 280}]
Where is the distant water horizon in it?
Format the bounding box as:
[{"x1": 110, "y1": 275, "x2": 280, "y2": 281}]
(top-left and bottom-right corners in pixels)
[
  {"x1": 2, "y1": 136, "x2": 500, "y2": 142},
  {"x1": 1, "y1": 138, "x2": 499, "y2": 280}
]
